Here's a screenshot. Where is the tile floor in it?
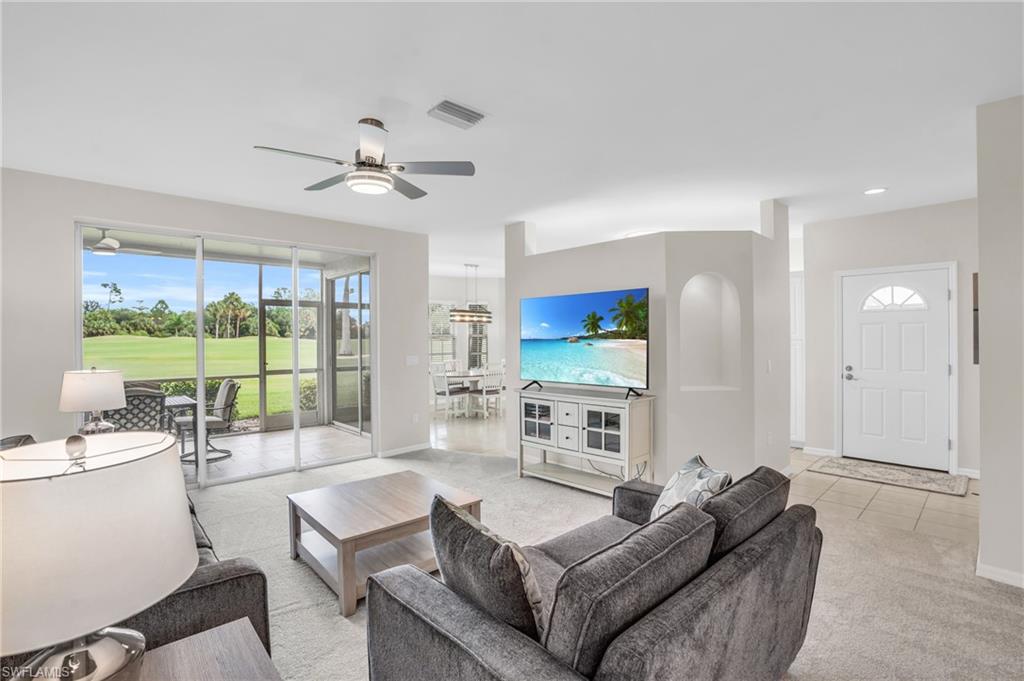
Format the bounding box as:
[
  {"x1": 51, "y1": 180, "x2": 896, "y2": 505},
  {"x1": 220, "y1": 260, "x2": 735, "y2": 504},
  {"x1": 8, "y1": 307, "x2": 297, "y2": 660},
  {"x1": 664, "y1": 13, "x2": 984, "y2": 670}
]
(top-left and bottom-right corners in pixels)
[
  {"x1": 182, "y1": 425, "x2": 372, "y2": 486},
  {"x1": 429, "y1": 410, "x2": 509, "y2": 457},
  {"x1": 787, "y1": 448, "x2": 980, "y2": 544}
]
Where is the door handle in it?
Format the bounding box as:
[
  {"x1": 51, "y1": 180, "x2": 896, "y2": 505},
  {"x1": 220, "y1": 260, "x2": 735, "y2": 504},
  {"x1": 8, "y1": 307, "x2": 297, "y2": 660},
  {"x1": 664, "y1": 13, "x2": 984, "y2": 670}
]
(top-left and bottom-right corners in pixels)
[{"x1": 844, "y1": 373, "x2": 859, "y2": 381}]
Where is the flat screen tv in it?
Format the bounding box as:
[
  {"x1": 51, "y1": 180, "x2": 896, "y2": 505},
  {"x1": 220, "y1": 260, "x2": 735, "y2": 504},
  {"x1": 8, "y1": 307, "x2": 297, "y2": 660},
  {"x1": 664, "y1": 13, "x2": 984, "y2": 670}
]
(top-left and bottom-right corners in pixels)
[{"x1": 520, "y1": 288, "x2": 649, "y2": 389}]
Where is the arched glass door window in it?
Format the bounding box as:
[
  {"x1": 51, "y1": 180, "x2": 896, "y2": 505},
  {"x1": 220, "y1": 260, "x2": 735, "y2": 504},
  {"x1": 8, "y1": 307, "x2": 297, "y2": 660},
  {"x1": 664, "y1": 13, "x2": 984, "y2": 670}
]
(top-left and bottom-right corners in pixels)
[{"x1": 862, "y1": 285, "x2": 927, "y2": 311}]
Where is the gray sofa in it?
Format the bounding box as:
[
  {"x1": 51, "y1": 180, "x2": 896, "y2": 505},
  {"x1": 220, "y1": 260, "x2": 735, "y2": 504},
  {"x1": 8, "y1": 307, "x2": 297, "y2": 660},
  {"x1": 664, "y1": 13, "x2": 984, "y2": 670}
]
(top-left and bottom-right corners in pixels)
[
  {"x1": 1, "y1": 495, "x2": 269, "y2": 671},
  {"x1": 367, "y1": 466, "x2": 822, "y2": 681},
  {"x1": 116, "y1": 495, "x2": 271, "y2": 652}
]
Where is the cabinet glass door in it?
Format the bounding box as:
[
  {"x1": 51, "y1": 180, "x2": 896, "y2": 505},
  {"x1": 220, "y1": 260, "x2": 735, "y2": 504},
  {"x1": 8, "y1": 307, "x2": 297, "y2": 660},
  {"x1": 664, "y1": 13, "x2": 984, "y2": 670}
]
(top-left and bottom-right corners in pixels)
[
  {"x1": 583, "y1": 406, "x2": 625, "y2": 458},
  {"x1": 522, "y1": 399, "x2": 554, "y2": 443}
]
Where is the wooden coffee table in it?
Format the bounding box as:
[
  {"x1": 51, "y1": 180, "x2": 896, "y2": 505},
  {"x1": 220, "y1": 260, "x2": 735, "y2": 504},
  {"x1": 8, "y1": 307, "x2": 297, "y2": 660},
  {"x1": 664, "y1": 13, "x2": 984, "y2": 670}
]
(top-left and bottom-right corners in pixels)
[{"x1": 287, "y1": 470, "x2": 482, "y2": 616}]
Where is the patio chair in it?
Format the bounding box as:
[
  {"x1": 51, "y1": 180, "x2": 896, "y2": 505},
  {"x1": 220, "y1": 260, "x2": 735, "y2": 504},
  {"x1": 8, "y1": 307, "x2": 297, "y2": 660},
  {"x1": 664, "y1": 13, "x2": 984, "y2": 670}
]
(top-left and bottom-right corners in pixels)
[
  {"x1": 1, "y1": 434, "x2": 36, "y2": 450},
  {"x1": 431, "y1": 368, "x2": 469, "y2": 419},
  {"x1": 176, "y1": 379, "x2": 241, "y2": 464},
  {"x1": 106, "y1": 386, "x2": 169, "y2": 432},
  {"x1": 468, "y1": 366, "x2": 505, "y2": 418}
]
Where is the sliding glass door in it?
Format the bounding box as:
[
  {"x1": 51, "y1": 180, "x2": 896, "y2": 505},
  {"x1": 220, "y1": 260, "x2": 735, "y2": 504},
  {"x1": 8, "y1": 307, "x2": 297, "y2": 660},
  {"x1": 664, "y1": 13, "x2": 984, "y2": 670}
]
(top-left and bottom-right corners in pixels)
[
  {"x1": 330, "y1": 268, "x2": 371, "y2": 435},
  {"x1": 79, "y1": 225, "x2": 374, "y2": 488}
]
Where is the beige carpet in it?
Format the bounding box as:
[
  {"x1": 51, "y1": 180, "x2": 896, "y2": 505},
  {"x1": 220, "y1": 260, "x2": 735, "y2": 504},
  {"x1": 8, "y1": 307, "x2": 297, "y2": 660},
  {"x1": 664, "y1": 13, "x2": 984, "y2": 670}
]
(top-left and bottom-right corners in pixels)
[
  {"x1": 191, "y1": 449, "x2": 1023, "y2": 681},
  {"x1": 810, "y1": 456, "x2": 969, "y2": 496}
]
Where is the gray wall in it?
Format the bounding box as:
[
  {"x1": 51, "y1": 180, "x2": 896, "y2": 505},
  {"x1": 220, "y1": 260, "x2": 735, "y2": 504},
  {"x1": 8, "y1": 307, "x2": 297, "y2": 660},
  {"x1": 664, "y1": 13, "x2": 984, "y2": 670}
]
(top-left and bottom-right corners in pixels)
[
  {"x1": 976, "y1": 96, "x2": 1023, "y2": 586},
  {"x1": 0, "y1": 169, "x2": 430, "y2": 454},
  {"x1": 803, "y1": 199, "x2": 980, "y2": 472},
  {"x1": 504, "y1": 216, "x2": 790, "y2": 483}
]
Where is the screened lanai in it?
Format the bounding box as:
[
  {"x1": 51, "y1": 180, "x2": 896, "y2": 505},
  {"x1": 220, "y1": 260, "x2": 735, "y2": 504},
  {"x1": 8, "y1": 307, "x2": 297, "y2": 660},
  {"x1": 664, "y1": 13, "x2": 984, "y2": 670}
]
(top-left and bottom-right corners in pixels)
[{"x1": 79, "y1": 225, "x2": 374, "y2": 487}]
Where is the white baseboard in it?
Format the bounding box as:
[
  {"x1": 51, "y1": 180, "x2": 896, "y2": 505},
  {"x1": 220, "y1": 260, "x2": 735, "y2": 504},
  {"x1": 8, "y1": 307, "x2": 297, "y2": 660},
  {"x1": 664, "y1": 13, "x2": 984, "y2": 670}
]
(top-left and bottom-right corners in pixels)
[
  {"x1": 802, "y1": 447, "x2": 837, "y2": 457},
  {"x1": 976, "y1": 558, "x2": 1024, "y2": 588},
  {"x1": 378, "y1": 441, "x2": 432, "y2": 458},
  {"x1": 956, "y1": 467, "x2": 980, "y2": 479},
  {"x1": 781, "y1": 464, "x2": 797, "y2": 477},
  {"x1": 790, "y1": 440, "x2": 805, "y2": 449}
]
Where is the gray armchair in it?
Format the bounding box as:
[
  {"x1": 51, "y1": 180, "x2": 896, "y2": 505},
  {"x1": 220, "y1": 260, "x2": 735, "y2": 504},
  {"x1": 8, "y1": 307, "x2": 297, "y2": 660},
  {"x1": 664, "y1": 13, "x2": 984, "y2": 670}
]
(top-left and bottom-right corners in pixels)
[
  {"x1": 1, "y1": 495, "x2": 269, "y2": 673},
  {"x1": 0, "y1": 434, "x2": 36, "y2": 450}
]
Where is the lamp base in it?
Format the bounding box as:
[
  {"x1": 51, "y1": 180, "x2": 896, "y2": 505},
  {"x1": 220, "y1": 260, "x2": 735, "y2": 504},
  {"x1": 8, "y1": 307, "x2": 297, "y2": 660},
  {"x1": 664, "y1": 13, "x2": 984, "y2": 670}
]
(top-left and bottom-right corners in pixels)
[
  {"x1": 15, "y1": 627, "x2": 145, "y2": 681},
  {"x1": 79, "y1": 416, "x2": 116, "y2": 435}
]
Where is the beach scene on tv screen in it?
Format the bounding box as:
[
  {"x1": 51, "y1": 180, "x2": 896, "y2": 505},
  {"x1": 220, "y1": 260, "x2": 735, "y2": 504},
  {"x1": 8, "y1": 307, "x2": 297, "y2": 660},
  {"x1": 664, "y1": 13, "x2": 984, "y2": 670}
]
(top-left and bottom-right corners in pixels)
[{"x1": 520, "y1": 288, "x2": 648, "y2": 388}]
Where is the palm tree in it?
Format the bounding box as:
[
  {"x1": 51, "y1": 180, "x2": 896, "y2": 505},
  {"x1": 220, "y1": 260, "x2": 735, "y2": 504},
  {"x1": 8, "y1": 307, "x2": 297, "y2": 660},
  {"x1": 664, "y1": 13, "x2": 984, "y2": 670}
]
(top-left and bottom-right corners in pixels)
[
  {"x1": 221, "y1": 292, "x2": 245, "y2": 338},
  {"x1": 609, "y1": 294, "x2": 641, "y2": 337},
  {"x1": 206, "y1": 301, "x2": 224, "y2": 338},
  {"x1": 581, "y1": 311, "x2": 604, "y2": 336},
  {"x1": 234, "y1": 303, "x2": 251, "y2": 339}
]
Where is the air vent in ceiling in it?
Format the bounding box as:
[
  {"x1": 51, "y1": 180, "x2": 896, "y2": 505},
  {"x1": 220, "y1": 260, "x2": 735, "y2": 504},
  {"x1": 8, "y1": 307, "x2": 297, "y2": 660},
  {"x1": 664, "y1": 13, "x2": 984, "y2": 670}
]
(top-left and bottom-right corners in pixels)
[{"x1": 427, "y1": 100, "x2": 485, "y2": 129}]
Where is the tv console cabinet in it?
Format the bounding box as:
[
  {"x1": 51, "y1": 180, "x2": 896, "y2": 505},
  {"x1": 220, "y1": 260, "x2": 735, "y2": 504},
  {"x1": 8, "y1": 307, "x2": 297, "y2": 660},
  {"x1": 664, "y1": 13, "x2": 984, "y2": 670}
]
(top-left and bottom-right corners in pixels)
[{"x1": 516, "y1": 386, "x2": 654, "y2": 497}]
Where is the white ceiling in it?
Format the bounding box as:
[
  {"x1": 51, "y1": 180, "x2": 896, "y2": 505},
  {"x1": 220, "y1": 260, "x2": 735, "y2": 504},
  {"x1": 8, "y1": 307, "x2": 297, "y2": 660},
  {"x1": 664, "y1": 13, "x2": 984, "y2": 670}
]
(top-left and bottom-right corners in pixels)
[{"x1": 3, "y1": 3, "x2": 1021, "y2": 276}]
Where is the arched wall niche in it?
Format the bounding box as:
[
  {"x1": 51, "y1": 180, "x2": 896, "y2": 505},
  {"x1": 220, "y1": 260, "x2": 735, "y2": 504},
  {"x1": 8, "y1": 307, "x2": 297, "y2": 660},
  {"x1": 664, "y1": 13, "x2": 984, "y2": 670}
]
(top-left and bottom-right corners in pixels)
[{"x1": 679, "y1": 272, "x2": 742, "y2": 390}]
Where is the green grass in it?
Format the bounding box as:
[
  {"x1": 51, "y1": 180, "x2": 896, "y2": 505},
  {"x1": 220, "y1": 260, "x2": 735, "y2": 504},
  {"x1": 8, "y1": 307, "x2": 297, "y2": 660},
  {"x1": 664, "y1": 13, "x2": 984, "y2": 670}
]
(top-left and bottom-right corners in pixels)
[{"x1": 82, "y1": 335, "x2": 363, "y2": 419}]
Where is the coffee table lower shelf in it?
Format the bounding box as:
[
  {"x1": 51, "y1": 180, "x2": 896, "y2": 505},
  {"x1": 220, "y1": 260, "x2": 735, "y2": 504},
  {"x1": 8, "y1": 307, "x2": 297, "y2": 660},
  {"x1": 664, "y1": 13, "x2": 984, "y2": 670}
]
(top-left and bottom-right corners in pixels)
[{"x1": 296, "y1": 528, "x2": 437, "y2": 603}]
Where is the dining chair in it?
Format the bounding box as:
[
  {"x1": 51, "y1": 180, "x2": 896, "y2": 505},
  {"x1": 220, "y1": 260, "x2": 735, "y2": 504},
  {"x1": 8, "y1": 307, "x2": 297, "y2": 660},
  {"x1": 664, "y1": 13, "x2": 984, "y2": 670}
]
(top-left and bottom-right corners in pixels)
[
  {"x1": 431, "y1": 368, "x2": 469, "y2": 419},
  {"x1": 469, "y1": 367, "x2": 505, "y2": 419}
]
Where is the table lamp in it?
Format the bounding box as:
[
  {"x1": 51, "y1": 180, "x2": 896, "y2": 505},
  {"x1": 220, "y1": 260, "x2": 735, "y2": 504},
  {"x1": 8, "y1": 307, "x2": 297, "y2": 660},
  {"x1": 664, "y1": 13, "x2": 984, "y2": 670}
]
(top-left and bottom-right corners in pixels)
[
  {"x1": 0, "y1": 432, "x2": 198, "y2": 680},
  {"x1": 58, "y1": 368, "x2": 126, "y2": 434}
]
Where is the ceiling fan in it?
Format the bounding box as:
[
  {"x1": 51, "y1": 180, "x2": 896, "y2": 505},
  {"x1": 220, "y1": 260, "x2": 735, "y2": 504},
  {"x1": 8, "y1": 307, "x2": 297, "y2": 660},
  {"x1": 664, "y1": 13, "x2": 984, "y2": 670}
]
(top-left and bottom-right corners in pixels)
[
  {"x1": 255, "y1": 117, "x2": 474, "y2": 200},
  {"x1": 88, "y1": 229, "x2": 162, "y2": 256}
]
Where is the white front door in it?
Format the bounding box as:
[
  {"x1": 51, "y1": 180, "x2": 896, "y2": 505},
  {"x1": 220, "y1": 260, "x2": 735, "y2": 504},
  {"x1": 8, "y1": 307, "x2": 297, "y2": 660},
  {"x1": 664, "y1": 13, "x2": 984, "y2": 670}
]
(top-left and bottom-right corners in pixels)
[{"x1": 841, "y1": 268, "x2": 950, "y2": 470}]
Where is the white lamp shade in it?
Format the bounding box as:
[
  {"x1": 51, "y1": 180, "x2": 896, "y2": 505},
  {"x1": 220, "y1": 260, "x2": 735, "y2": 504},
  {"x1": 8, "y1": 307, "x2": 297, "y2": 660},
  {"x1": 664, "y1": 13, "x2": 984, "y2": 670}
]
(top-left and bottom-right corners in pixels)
[
  {"x1": 58, "y1": 369, "x2": 126, "y2": 412},
  {"x1": 0, "y1": 433, "x2": 199, "y2": 655}
]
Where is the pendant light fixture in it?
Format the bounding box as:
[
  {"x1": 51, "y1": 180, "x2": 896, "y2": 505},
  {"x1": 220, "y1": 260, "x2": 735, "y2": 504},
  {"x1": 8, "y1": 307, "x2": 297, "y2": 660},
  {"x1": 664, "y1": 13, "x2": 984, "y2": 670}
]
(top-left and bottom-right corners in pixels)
[{"x1": 450, "y1": 264, "x2": 492, "y2": 324}]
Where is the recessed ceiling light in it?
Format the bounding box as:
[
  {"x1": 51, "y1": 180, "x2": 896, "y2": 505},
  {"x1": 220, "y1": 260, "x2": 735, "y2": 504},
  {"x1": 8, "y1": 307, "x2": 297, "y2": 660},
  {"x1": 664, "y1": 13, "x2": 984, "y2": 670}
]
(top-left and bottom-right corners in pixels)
[{"x1": 864, "y1": 187, "x2": 888, "y2": 195}]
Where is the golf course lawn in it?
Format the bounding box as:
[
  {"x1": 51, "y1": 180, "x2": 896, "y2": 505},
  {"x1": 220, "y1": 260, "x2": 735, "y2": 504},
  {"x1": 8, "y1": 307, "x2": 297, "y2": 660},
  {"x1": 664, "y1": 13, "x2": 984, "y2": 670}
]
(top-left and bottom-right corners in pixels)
[{"x1": 83, "y1": 335, "x2": 320, "y2": 419}]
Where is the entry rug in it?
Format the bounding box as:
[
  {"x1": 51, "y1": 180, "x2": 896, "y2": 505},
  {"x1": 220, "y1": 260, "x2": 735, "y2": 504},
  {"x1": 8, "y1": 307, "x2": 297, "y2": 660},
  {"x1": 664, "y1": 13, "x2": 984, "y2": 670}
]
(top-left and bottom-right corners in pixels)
[{"x1": 809, "y1": 456, "x2": 969, "y2": 497}]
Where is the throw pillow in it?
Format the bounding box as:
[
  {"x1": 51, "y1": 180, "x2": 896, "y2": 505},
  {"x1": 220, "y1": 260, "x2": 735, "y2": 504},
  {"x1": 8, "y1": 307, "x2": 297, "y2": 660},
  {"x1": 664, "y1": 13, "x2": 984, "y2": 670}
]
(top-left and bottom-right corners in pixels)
[
  {"x1": 429, "y1": 495, "x2": 546, "y2": 639},
  {"x1": 650, "y1": 454, "x2": 731, "y2": 520}
]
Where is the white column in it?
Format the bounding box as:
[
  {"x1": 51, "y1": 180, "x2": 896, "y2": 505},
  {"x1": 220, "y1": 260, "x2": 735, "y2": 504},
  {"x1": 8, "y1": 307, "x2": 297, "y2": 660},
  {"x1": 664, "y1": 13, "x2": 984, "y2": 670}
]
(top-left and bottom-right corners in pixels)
[
  {"x1": 195, "y1": 237, "x2": 207, "y2": 487},
  {"x1": 976, "y1": 95, "x2": 1024, "y2": 587},
  {"x1": 292, "y1": 247, "x2": 301, "y2": 469}
]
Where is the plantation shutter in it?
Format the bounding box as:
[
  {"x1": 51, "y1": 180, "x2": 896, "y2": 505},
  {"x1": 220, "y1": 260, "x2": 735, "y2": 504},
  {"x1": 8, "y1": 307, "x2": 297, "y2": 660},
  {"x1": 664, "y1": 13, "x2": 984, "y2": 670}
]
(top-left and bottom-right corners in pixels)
[
  {"x1": 468, "y1": 304, "x2": 489, "y2": 369},
  {"x1": 429, "y1": 303, "x2": 455, "y2": 364}
]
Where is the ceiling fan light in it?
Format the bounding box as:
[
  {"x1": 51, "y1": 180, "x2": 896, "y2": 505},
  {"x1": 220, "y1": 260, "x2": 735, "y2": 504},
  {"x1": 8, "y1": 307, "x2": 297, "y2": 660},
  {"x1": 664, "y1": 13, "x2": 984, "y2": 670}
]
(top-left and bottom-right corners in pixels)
[
  {"x1": 90, "y1": 235, "x2": 120, "y2": 256},
  {"x1": 345, "y1": 169, "x2": 393, "y2": 195}
]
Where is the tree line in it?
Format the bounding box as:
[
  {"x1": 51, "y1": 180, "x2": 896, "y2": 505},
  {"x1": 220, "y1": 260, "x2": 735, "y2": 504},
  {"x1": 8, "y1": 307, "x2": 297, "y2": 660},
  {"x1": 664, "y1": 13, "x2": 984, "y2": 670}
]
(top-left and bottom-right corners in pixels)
[{"x1": 83, "y1": 283, "x2": 323, "y2": 339}]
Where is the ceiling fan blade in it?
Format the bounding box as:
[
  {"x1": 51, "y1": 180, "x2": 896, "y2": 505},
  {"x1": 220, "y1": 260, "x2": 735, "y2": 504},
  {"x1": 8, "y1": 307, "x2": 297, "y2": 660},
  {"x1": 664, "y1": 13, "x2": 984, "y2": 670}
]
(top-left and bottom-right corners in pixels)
[
  {"x1": 254, "y1": 145, "x2": 352, "y2": 166},
  {"x1": 388, "y1": 161, "x2": 475, "y2": 176},
  {"x1": 358, "y1": 118, "x2": 388, "y2": 164},
  {"x1": 304, "y1": 172, "x2": 352, "y2": 191},
  {"x1": 391, "y1": 174, "x2": 427, "y2": 200}
]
